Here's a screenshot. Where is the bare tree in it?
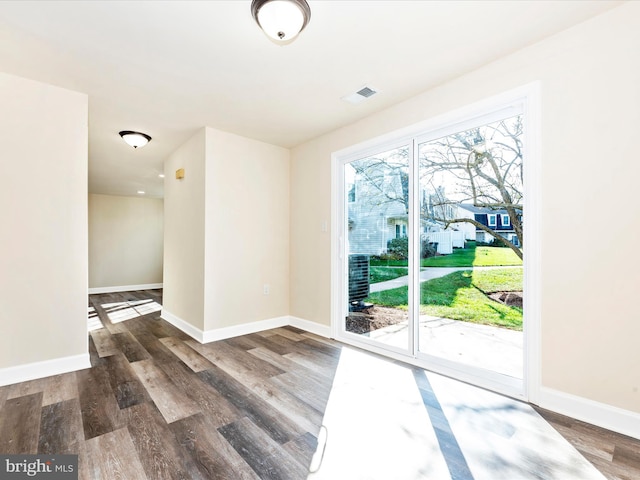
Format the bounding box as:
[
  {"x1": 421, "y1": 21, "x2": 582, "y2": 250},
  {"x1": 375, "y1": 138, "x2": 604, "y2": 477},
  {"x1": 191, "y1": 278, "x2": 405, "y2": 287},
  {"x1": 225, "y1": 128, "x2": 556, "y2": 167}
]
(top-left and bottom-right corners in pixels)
[
  {"x1": 349, "y1": 147, "x2": 409, "y2": 214},
  {"x1": 420, "y1": 115, "x2": 524, "y2": 259},
  {"x1": 347, "y1": 116, "x2": 524, "y2": 259}
]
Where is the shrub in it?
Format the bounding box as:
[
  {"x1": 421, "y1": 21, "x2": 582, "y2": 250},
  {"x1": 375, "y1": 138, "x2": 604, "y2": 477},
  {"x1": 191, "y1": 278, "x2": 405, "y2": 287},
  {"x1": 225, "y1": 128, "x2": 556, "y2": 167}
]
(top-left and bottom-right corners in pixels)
[
  {"x1": 385, "y1": 237, "x2": 437, "y2": 259},
  {"x1": 477, "y1": 237, "x2": 510, "y2": 248},
  {"x1": 387, "y1": 237, "x2": 409, "y2": 259},
  {"x1": 421, "y1": 240, "x2": 437, "y2": 259}
]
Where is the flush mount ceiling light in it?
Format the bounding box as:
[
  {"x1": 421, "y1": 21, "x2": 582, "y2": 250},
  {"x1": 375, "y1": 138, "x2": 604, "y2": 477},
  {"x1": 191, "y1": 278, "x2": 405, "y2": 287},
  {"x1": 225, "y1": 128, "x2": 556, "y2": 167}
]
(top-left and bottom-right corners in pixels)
[
  {"x1": 119, "y1": 130, "x2": 152, "y2": 149},
  {"x1": 251, "y1": 0, "x2": 311, "y2": 44}
]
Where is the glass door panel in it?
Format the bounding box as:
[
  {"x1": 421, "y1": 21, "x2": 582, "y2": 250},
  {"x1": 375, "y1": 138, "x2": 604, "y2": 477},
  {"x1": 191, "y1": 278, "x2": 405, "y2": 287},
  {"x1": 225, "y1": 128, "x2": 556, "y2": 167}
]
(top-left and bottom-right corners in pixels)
[
  {"x1": 344, "y1": 145, "x2": 410, "y2": 352},
  {"x1": 417, "y1": 115, "x2": 524, "y2": 379}
]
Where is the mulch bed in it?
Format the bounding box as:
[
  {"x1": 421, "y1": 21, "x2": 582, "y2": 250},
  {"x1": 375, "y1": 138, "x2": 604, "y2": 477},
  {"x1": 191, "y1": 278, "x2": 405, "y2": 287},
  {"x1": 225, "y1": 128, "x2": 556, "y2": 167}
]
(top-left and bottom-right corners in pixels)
[
  {"x1": 346, "y1": 305, "x2": 406, "y2": 334},
  {"x1": 346, "y1": 291, "x2": 523, "y2": 334},
  {"x1": 488, "y1": 291, "x2": 523, "y2": 308}
]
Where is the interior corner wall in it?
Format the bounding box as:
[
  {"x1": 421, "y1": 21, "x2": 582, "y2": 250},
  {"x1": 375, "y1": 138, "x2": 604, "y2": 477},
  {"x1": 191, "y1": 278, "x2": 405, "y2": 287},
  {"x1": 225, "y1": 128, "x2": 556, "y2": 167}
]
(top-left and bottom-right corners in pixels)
[
  {"x1": 88, "y1": 193, "x2": 164, "y2": 290},
  {"x1": 0, "y1": 71, "x2": 88, "y2": 369},
  {"x1": 163, "y1": 129, "x2": 206, "y2": 331},
  {"x1": 290, "y1": 2, "x2": 640, "y2": 414},
  {"x1": 203, "y1": 128, "x2": 290, "y2": 331}
]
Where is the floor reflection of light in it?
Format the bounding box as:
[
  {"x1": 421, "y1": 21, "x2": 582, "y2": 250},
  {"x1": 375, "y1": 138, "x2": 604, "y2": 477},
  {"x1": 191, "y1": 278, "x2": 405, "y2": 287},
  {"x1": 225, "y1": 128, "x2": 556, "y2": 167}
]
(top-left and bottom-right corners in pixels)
[
  {"x1": 308, "y1": 346, "x2": 605, "y2": 480},
  {"x1": 87, "y1": 306, "x2": 103, "y2": 332},
  {"x1": 308, "y1": 347, "x2": 450, "y2": 480},
  {"x1": 101, "y1": 299, "x2": 162, "y2": 324}
]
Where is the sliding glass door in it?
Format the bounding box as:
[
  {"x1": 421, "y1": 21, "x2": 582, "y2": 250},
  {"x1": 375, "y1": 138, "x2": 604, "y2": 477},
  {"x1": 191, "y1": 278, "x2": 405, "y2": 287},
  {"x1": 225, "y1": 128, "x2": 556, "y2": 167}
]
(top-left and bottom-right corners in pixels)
[
  {"x1": 342, "y1": 144, "x2": 412, "y2": 354},
  {"x1": 335, "y1": 91, "x2": 534, "y2": 398},
  {"x1": 416, "y1": 115, "x2": 524, "y2": 381}
]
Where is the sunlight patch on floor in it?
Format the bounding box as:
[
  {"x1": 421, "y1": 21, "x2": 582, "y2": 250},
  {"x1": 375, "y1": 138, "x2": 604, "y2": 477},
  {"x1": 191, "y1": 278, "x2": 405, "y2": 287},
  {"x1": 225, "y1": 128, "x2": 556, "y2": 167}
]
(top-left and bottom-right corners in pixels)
[
  {"x1": 308, "y1": 347, "x2": 450, "y2": 479},
  {"x1": 87, "y1": 306, "x2": 103, "y2": 331},
  {"x1": 308, "y1": 346, "x2": 605, "y2": 480},
  {"x1": 102, "y1": 299, "x2": 162, "y2": 324}
]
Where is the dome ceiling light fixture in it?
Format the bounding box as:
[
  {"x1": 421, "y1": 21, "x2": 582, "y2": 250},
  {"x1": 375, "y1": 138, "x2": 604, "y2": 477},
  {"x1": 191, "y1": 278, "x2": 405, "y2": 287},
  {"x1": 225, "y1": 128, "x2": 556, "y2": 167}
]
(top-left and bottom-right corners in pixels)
[
  {"x1": 119, "y1": 130, "x2": 152, "y2": 149},
  {"x1": 251, "y1": 0, "x2": 311, "y2": 44}
]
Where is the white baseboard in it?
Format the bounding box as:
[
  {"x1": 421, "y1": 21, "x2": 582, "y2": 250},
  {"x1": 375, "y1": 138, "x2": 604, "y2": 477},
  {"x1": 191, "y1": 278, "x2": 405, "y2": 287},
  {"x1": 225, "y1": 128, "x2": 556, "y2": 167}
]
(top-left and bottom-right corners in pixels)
[
  {"x1": 161, "y1": 310, "x2": 289, "y2": 343},
  {"x1": 89, "y1": 283, "x2": 163, "y2": 294},
  {"x1": 0, "y1": 353, "x2": 91, "y2": 387},
  {"x1": 161, "y1": 309, "x2": 205, "y2": 343},
  {"x1": 160, "y1": 311, "x2": 331, "y2": 345},
  {"x1": 537, "y1": 386, "x2": 640, "y2": 440},
  {"x1": 289, "y1": 316, "x2": 331, "y2": 338},
  {"x1": 202, "y1": 316, "x2": 290, "y2": 343}
]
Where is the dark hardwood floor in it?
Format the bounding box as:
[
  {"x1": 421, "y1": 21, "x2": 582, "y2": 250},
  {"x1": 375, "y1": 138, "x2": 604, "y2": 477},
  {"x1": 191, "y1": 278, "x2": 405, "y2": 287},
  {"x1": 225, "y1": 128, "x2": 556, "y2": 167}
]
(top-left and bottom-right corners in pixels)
[{"x1": 0, "y1": 289, "x2": 638, "y2": 479}]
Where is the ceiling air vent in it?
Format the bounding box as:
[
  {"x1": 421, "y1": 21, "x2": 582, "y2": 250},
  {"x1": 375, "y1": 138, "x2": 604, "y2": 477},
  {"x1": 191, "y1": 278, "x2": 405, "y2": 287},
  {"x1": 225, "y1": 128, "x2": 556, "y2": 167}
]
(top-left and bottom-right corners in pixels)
[
  {"x1": 342, "y1": 85, "x2": 379, "y2": 105},
  {"x1": 356, "y1": 86, "x2": 376, "y2": 98}
]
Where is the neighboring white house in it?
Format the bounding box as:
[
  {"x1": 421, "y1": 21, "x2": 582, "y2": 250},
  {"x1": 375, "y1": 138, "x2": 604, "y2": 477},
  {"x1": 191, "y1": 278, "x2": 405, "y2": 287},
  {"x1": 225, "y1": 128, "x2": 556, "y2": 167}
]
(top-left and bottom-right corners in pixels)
[
  {"x1": 421, "y1": 189, "x2": 476, "y2": 254},
  {"x1": 347, "y1": 164, "x2": 475, "y2": 255},
  {"x1": 347, "y1": 162, "x2": 408, "y2": 255}
]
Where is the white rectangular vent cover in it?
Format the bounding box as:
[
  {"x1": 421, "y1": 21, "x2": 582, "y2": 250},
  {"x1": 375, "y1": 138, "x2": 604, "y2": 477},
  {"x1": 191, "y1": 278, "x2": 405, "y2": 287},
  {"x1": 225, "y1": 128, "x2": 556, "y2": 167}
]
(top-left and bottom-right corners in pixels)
[{"x1": 342, "y1": 85, "x2": 379, "y2": 104}]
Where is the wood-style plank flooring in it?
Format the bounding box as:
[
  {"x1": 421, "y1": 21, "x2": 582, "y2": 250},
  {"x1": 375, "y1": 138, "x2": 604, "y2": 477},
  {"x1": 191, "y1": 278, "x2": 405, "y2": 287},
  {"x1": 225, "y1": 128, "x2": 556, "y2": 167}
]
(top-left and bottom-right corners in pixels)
[
  {"x1": 0, "y1": 289, "x2": 637, "y2": 479},
  {"x1": 536, "y1": 407, "x2": 640, "y2": 480}
]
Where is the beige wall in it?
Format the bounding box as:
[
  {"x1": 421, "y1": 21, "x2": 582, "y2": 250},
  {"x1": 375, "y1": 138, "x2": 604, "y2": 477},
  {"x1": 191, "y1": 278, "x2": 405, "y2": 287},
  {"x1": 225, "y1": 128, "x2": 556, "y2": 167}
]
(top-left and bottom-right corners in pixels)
[
  {"x1": 0, "y1": 72, "x2": 88, "y2": 368},
  {"x1": 88, "y1": 194, "x2": 163, "y2": 289},
  {"x1": 163, "y1": 127, "x2": 290, "y2": 332},
  {"x1": 204, "y1": 128, "x2": 290, "y2": 329},
  {"x1": 290, "y1": 2, "x2": 640, "y2": 413},
  {"x1": 163, "y1": 129, "x2": 206, "y2": 330}
]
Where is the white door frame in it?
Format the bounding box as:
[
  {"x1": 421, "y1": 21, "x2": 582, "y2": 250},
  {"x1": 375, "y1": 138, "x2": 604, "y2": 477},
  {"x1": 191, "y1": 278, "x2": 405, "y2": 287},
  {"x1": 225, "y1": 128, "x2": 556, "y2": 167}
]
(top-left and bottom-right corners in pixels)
[{"x1": 331, "y1": 83, "x2": 541, "y2": 402}]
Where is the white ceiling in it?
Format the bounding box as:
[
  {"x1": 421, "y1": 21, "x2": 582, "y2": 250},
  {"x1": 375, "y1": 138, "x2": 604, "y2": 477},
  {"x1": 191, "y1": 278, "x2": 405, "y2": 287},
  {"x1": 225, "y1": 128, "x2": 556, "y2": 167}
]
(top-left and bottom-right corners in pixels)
[{"x1": 0, "y1": 1, "x2": 623, "y2": 198}]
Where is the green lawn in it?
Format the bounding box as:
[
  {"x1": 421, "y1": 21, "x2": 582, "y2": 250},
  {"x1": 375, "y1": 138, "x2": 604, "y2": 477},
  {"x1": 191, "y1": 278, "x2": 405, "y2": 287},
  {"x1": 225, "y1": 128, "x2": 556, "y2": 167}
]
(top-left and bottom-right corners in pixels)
[
  {"x1": 471, "y1": 268, "x2": 523, "y2": 292},
  {"x1": 422, "y1": 243, "x2": 522, "y2": 267},
  {"x1": 366, "y1": 267, "x2": 523, "y2": 330},
  {"x1": 369, "y1": 258, "x2": 411, "y2": 267},
  {"x1": 369, "y1": 266, "x2": 408, "y2": 284},
  {"x1": 369, "y1": 242, "x2": 522, "y2": 268}
]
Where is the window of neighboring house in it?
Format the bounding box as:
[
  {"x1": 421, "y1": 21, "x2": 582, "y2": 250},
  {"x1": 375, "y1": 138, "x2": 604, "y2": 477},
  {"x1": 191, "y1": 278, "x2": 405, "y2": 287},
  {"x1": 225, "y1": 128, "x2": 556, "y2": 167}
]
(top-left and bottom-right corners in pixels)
[
  {"x1": 501, "y1": 214, "x2": 510, "y2": 227},
  {"x1": 395, "y1": 224, "x2": 407, "y2": 238},
  {"x1": 487, "y1": 214, "x2": 497, "y2": 227},
  {"x1": 348, "y1": 183, "x2": 356, "y2": 202}
]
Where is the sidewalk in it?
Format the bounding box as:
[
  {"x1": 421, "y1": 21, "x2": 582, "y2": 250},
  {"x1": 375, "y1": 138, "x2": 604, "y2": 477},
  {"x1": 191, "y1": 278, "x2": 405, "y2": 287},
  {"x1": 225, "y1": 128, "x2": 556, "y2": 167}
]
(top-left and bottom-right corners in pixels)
[{"x1": 369, "y1": 265, "x2": 522, "y2": 293}]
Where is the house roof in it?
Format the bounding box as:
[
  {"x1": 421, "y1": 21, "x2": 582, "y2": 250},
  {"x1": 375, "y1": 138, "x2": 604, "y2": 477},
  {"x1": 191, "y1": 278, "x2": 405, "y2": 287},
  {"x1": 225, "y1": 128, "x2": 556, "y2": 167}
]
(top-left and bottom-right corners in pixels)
[
  {"x1": 458, "y1": 204, "x2": 521, "y2": 215},
  {"x1": 0, "y1": 1, "x2": 622, "y2": 198}
]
